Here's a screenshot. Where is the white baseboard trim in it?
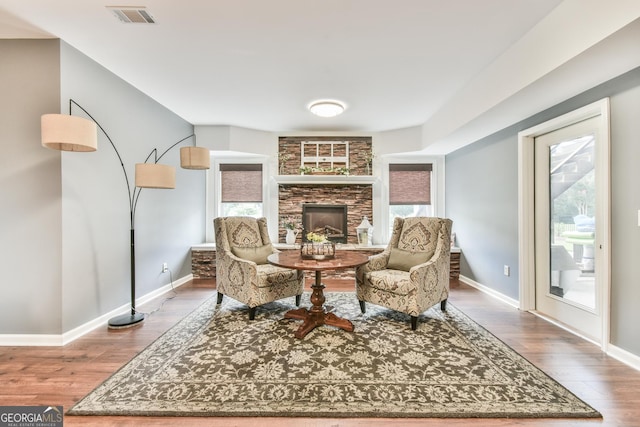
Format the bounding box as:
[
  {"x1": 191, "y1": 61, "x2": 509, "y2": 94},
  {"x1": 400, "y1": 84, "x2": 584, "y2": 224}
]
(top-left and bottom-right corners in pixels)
[
  {"x1": 0, "y1": 334, "x2": 64, "y2": 347},
  {"x1": 458, "y1": 274, "x2": 520, "y2": 309},
  {"x1": 606, "y1": 343, "x2": 640, "y2": 371},
  {"x1": 0, "y1": 274, "x2": 193, "y2": 347}
]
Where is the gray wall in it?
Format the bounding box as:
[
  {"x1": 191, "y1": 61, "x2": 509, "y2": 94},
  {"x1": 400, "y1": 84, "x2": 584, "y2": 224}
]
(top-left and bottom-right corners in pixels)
[
  {"x1": 445, "y1": 129, "x2": 520, "y2": 299},
  {"x1": 609, "y1": 73, "x2": 640, "y2": 354},
  {"x1": 59, "y1": 42, "x2": 206, "y2": 332},
  {"x1": 446, "y1": 66, "x2": 640, "y2": 356},
  {"x1": 0, "y1": 39, "x2": 63, "y2": 334},
  {"x1": 0, "y1": 39, "x2": 207, "y2": 335}
]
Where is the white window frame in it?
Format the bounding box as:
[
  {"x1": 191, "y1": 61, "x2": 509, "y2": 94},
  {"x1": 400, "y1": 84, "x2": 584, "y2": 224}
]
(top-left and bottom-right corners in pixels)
[
  {"x1": 206, "y1": 153, "x2": 269, "y2": 242},
  {"x1": 379, "y1": 155, "x2": 445, "y2": 243}
]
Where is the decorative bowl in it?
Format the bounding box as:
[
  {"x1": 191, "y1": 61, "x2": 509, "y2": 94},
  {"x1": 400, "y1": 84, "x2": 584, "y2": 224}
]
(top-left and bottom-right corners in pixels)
[{"x1": 300, "y1": 242, "x2": 335, "y2": 260}]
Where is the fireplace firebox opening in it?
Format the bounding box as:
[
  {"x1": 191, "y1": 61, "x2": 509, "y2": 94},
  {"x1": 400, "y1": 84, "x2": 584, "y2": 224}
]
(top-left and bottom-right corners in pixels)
[{"x1": 302, "y1": 204, "x2": 348, "y2": 243}]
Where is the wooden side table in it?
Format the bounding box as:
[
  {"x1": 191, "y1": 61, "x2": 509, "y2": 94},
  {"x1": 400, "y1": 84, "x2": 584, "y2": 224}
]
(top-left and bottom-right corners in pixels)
[{"x1": 267, "y1": 251, "x2": 369, "y2": 339}]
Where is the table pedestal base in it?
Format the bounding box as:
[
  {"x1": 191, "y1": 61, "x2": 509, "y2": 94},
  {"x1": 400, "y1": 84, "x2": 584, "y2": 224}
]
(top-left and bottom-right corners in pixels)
[
  {"x1": 285, "y1": 307, "x2": 354, "y2": 339},
  {"x1": 284, "y1": 270, "x2": 354, "y2": 339}
]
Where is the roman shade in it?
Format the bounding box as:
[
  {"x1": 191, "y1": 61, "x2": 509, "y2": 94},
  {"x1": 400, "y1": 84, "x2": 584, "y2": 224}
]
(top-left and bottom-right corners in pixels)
[
  {"x1": 389, "y1": 163, "x2": 432, "y2": 205},
  {"x1": 220, "y1": 164, "x2": 263, "y2": 202}
]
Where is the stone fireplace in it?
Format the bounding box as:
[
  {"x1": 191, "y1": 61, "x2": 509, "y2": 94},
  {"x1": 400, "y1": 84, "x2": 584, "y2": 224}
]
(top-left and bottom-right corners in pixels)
[
  {"x1": 302, "y1": 204, "x2": 348, "y2": 243},
  {"x1": 277, "y1": 136, "x2": 374, "y2": 244},
  {"x1": 278, "y1": 183, "x2": 373, "y2": 244}
]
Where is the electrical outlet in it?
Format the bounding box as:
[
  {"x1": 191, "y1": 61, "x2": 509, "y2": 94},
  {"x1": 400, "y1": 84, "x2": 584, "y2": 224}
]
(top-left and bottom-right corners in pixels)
[
  {"x1": 162, "y1": 262, "x2": 168, "y2": 273},
  {"x1": 503, "y1": 265, "x2": 510, "y2": 276}
]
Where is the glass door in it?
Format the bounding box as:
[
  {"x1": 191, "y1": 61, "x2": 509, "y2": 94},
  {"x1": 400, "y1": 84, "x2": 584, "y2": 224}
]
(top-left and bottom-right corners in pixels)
[{"x1": 534, "y1": 116, "x2": 602, "y2": 341}]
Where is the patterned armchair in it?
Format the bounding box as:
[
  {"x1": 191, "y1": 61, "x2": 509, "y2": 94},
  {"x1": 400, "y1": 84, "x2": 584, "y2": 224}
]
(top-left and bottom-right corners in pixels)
[
  {"x1": 214, "y1": 216, "x2": 304, "y2": 319},
  {"x1": 355, "y1": 217, "x2": 453, "y2": 330}
]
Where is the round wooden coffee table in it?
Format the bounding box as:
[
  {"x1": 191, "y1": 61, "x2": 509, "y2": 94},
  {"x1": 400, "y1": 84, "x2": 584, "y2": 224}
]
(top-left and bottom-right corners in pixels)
[{"x1": 267, "y1": 250, "x2": 369, "y2": 339}]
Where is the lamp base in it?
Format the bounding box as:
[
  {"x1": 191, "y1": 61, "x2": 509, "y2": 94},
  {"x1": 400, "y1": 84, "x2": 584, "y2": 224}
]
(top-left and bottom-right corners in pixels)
[{"x1": 108, "y1": 312, "x2": 145, "y2": 329}]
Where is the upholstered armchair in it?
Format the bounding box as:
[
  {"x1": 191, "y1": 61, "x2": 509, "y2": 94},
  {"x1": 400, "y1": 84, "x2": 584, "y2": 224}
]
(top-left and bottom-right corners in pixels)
[
  {"x1": 355, "y1": 216, "x2": 453, "y2": 330},
  {"x1": 214, "y1": 216, "x2": 304, "y2": 319}
]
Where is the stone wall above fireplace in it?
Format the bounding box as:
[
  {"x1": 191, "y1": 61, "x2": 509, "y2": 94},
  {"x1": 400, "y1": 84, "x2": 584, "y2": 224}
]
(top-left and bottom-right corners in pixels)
[{"x1": 278, "y1": 136, "x2": 373, "y2": 176}]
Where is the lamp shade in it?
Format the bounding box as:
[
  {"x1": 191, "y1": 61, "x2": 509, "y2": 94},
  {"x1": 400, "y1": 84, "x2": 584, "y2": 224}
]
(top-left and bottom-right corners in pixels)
[
  {"x1": 180, "y1": 146, "x2": 210, "y2": 169},
  {"x1": 41, "y1": 114, "x2": 98, "y2": 152},
  {"x1": 135, "y1": 163, "x2": 175, "y2": 189}
]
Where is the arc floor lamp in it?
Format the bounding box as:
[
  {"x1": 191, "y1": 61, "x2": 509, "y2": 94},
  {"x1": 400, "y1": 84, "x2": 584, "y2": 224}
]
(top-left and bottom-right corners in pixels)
[{"x1": 41, "y1": 99, "x2": 210, "y2": 328}]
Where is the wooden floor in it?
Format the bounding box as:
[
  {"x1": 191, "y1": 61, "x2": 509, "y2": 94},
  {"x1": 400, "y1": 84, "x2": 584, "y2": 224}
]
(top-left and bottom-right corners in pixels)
[{"x1": 2, "y1": 279, "x2": 639, "y2": 427}]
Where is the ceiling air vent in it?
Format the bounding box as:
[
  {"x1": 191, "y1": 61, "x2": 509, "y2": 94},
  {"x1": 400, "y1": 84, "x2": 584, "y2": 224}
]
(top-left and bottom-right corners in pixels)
[{"x1": 107, "y1": 6, "x2": 155, "y2": 24}]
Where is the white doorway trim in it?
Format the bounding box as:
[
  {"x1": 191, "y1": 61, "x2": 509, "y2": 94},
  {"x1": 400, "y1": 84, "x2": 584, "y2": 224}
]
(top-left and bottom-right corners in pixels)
[{"x1": 517, "y1": 98, "x2": 611, "y2": 350}]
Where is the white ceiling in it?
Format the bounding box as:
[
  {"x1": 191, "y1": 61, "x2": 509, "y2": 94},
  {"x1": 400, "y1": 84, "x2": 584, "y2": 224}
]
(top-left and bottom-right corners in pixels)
[{"x1": 1, "y1": 1, "x2": 639, "y2": 154}]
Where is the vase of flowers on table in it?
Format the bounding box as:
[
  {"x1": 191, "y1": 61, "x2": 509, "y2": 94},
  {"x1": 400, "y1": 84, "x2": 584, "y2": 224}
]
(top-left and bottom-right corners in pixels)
[{"x1": 281, "y1": 215, "x2": 299, "y2": 244}]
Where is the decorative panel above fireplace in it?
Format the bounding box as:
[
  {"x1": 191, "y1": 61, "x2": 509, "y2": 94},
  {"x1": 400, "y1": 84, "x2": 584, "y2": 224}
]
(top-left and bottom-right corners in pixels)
[{"x1": 302, "y1": 204, "x2": 348, "y2": 243}]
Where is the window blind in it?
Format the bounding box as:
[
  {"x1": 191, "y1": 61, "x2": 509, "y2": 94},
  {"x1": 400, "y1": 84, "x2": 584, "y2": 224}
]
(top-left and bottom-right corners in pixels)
[
  {"x1": 389, "y1": 163, "x2": 432, "y2": 205},
  {"x1": 220, "y1": 164, "x2": 263, "y2": 202}
]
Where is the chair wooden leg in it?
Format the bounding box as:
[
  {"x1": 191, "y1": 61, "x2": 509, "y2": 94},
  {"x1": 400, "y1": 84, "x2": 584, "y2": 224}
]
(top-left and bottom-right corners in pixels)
[
  {"x1": 411, "y1": 316, "x2": 418, "y2": 330},
  {"x1": 359, "y1": 300, "x2": 366, "y2": 314},
  {"x1": 295, "y1": 294, "x2": 302, "y2": 306},
  {"x1": 441, "y1": 299, "x2": 447, "y2": 311},
  {"x1": 249, "y1": 307, "x2": 257, "y2": 320},
  {"x1": 216, "y1": 292, "x2": 224, "y2": 304}
]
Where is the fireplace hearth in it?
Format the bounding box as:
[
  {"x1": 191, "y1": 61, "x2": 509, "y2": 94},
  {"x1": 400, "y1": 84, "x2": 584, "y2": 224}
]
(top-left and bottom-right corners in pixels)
[{"x1": 302, "y1": 204, "x2": 348, "y2": 243}]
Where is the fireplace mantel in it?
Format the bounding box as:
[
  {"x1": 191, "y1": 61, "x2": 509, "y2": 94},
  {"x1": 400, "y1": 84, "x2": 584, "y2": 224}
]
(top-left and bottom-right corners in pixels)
[{"x1": 274, "y1": 175, "x2": 377, "y2": 185}]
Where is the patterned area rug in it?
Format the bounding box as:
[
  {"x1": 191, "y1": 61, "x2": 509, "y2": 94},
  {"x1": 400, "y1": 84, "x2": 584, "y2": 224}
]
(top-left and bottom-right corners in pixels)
[{"x1": 69, "y1": 292, "x2": 600, "y2": 418}]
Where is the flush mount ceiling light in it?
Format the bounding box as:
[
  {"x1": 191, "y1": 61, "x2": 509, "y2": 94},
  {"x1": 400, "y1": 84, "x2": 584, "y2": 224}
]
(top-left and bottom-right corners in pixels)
[{"x1": 308, "y1": 100, "x2": 345, "y2": 118}]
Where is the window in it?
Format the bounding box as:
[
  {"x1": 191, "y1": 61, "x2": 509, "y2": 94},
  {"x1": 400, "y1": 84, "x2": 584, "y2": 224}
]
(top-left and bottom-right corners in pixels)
[
  {"x1": 220, "y1": 163, "x2": 263, "y2": 217},
  {"x1": 389, "y1": 163, "x2": 433, "y2": 230}
]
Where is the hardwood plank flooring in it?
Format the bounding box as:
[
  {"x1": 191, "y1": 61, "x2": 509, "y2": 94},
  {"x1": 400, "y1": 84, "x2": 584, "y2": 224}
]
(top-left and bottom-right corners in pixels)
[{"x1": 1, "y1": 279, "x2": 639, "y2": 426}]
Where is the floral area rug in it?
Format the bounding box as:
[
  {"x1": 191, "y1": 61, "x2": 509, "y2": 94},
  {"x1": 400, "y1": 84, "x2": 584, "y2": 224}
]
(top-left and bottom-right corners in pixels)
[{"x1": 69, "y1": 292, "x2": 600, "y2": 418}]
